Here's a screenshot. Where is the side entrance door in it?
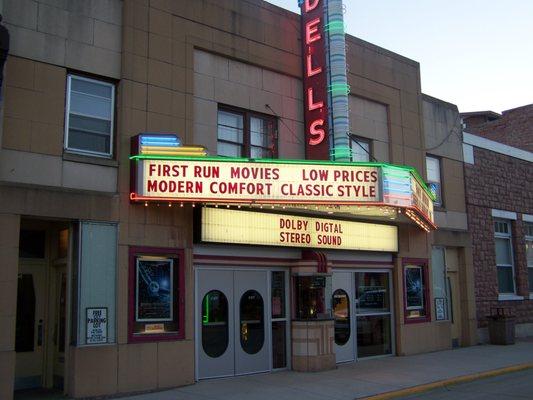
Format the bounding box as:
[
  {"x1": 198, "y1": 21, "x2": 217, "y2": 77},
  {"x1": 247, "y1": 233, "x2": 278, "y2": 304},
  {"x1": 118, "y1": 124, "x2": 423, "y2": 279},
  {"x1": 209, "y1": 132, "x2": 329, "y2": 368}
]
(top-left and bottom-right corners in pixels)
[
  {"x1": 197, "y1": 269, "x2": 270, "y2": 379},
  {"x1": 332, "y1": 271, "x2": 355, "y2": 363},
  {"x1": 15, "y1": 263, "x2": 47, "y2": 390}
]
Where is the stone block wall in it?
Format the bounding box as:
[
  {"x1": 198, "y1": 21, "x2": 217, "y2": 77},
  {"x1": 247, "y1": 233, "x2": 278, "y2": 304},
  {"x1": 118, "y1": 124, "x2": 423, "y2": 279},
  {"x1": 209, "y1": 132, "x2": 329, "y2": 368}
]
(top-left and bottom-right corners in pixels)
[{"x1": 464, "y1": 145, "x2": 533, "y2": 327}]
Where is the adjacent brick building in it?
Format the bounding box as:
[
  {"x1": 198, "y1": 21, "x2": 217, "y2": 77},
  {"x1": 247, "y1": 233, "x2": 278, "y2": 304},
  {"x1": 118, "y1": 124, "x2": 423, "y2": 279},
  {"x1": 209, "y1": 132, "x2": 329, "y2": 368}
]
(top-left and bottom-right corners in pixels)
[
  {"x1": 462, "y1": 105, "x2": 533, "y2": 152},
  {"x1": 463, "y1": 125, "x2": 533, "y2": 341}
]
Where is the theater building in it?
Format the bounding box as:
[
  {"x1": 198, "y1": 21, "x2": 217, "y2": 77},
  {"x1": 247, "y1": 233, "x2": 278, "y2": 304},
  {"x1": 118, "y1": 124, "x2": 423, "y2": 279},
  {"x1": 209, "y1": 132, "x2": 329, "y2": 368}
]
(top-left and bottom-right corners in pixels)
[{"x1": 0, "y1": 0, "x2": 475, "y2": 398}]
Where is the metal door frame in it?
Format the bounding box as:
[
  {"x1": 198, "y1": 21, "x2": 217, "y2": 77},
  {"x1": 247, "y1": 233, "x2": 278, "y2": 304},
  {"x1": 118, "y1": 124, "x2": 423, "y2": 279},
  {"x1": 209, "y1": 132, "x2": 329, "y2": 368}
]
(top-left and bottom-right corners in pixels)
[
  {"x1": 194, "y1": 266, "x2": 290, "y2": 381},
  {"x1": 333, "y1": 269, "x2": 396, "y2": 362}
]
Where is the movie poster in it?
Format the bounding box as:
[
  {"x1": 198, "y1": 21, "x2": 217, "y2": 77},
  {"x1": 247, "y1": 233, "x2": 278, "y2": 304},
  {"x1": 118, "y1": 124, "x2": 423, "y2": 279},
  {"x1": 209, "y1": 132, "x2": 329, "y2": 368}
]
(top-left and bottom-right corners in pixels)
[{"x1": 136, "y1": 258, "x2": 173, "y2": 322}]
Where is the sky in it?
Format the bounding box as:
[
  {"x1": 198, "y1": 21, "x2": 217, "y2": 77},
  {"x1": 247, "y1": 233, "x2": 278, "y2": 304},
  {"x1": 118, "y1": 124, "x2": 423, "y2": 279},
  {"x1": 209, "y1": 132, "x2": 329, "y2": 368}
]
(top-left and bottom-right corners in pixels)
[{"x1": 265, "y1": 0, "x2": 533, "y2": 113}]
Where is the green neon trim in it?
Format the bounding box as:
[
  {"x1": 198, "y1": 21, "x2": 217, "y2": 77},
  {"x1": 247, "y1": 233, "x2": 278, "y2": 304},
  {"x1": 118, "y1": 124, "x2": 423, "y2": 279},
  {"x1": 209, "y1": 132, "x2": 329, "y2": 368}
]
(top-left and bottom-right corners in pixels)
[
  {"x1": 130, "y1": 154, "x2": 436, "y2": 200},
  {"x1": 202, "y1": 295, "x2": 209, "y2": 324},
  {"x1": 324, "y1": 21, "x2": 345, "y2": 33}
]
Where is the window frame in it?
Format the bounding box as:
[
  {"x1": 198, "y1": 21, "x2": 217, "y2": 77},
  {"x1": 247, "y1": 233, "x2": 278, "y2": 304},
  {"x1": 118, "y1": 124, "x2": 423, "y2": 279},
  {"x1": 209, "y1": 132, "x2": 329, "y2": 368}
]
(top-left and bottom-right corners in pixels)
[
  {"x1": 431, "y1": 246, "x2": 449, "y2": 321},
  {"x1": 494, "y1": 219, "x2": 516, "y2": 295},
  {"x1": 64, "y1": 74, "x2": 116, "y2": 158},
  {"x1": 217, "y1": 105, "x2": 278, "y2": 159},
  {"x1": 524, "y1": 222, "x2": 533, "y2": 294},
  {"x1": 425, "y1": 155, "x2": 444, "y2": 208},
  {"x1": 350, "y1": 136, "x2": 372, "y2": 162},
  {"x1": 403, "y1": 258, "x2": 431, "y2": 324},
  {"x1": 128, "y1": 246, "x2": 185, "y2": 343}
]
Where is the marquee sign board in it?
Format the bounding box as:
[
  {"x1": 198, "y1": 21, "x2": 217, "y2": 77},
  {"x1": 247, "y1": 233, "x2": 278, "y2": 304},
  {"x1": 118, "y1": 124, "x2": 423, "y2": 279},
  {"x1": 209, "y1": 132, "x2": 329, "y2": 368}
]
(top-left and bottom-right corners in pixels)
[
  {"x1": 201, "y1": 207, "x2": 398, "y2": 252},
  {"x1": 134, "y1": 159, "x2": 380, "y2": 203}
]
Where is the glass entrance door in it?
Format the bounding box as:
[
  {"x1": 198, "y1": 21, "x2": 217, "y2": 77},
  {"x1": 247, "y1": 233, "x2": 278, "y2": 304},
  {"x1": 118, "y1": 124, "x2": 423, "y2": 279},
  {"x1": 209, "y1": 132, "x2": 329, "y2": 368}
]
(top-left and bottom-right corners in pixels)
[
  {"x1": 355, "y1": 272, "x2": 393, "y2": 358},
  {"x1": 332, "y1": 270, "x2": 394, "y2": 363},
  {"x1": 234, "y1": 271, "x2": 269, "y2": 375}
]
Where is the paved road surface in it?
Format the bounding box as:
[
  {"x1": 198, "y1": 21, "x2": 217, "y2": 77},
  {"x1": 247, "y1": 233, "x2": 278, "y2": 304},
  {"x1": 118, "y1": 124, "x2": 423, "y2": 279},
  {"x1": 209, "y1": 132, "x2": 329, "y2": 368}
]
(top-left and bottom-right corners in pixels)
[{"x1": 397, "y1": 369, "x2": 533, "y2": 399}]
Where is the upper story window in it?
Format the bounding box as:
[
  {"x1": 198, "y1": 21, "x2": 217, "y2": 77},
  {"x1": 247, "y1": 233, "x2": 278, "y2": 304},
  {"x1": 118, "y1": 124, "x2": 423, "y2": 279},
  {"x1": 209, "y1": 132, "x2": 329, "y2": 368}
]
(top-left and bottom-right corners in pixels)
[
  {"x1": 525, "y1": 222, "x2": 533, "y2": 293},
  {"x1": 426, "y1": 155, "x2": 442, "y2": 207},
  {"x1": 65, "y1": 75, "x2": 115, "y2": 157},
  {"x1": 350, "y1": 137, "x2": 371, "y2": 162},
  {"x1": 217, "y1": 108, "x2": 277, "y2": 158},
  {"x1": 494, "y1": 219, "x2": 515, "y2": 294}
]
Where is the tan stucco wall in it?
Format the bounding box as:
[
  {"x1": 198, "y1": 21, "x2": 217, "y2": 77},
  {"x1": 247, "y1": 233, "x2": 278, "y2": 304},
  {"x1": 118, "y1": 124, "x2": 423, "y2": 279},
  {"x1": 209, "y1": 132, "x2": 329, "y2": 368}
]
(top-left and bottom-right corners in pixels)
[{"x1": 3, "y1": 0, "x2": 122, "y2": 79}]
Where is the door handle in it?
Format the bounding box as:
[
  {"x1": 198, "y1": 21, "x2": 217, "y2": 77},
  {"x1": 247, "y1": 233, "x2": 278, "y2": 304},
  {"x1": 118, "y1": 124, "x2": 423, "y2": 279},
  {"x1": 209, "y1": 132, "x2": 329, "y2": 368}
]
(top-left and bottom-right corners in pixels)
[{"x1": 37, "y1": 319, "x2": 43, "y2": 346}]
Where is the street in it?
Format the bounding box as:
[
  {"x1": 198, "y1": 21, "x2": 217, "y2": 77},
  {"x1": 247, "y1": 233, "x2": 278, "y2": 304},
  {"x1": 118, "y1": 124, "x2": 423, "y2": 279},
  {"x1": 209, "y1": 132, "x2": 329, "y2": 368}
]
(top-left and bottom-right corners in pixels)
[{"x1": 397, "y1": 369, "x2": 533, "y2": 400}]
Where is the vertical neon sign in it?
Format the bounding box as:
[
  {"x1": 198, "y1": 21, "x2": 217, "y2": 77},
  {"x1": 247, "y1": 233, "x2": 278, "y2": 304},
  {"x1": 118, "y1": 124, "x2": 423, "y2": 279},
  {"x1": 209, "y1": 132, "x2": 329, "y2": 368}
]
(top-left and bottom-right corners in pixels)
[
  {"x1": 300, "y1": 0, "x2": 330, "y2": 160},
  {"x1": 325, "y1": 0, "x2": 351, "y2": 161}
]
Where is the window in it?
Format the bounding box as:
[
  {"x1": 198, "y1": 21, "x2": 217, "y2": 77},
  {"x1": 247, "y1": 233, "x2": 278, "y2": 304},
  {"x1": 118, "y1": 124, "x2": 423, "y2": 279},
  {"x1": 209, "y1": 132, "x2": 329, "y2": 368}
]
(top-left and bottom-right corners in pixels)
[
  {"x1": 494, "y1": 219, "x2": 515, "y2": 294},
  {"x1": 350, "y1": 137, "x2": 371, "y2": 162},
  {"x1": 431, "y1": 247, "x2": 449, "y2": 321},
  {"x1": 525, "y1": 222, "x2": 533, "y2": 293},
  {"x1": 426, "y1": 156, "x2": 442, "y2": 207},
  {"x1": 217, "y1": 108, "x2": 277, "y2": 158},
  {"x1": 65, "y1": 75, "x2": 115, "y2": 157},
  {"x1": 403, "y1": 260, "x2": 430, "y2": 323},
  {"x1": 128, "y1": 247, "x2": 185, "y2": 342}
]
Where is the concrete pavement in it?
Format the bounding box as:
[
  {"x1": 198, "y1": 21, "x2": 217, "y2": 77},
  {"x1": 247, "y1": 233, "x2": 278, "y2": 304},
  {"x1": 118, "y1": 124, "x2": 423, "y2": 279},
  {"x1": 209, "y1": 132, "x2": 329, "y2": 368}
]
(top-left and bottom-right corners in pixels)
[{"x1": 123, "y1": 340, "x2": 533, "y2": 400}]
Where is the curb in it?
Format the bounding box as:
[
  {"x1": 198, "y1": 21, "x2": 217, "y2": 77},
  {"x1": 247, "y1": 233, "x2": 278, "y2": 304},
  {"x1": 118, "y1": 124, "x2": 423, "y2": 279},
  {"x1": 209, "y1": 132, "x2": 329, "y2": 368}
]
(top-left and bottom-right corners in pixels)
[{"x1": 357, "y1": 363, "x2": 533, "y2": 400}]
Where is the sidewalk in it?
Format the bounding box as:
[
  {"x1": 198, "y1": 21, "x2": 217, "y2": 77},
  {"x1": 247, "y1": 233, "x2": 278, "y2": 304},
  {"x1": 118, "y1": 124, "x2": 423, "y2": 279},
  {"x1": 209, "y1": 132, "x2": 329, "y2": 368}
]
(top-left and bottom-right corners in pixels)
[{"x1": 124, "y1": 340, "x2": 533, "y2": 400}]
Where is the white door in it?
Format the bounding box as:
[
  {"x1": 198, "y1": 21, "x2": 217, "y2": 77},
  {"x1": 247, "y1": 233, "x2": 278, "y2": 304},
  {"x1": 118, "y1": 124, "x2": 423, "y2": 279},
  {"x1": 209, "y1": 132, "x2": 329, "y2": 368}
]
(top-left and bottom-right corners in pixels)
[
  {"x1": 332, "y1": 271, "x2": 356, "y2": 363},
  {"x1": 234, "y1": 270, "x2": 269, "y2": 375},
  {"x1": 197, "y1": 269, "x2": 234, "y2": 379},
  {"x1": 197, "y1": 269, "x2": 271, "y2": 379}
]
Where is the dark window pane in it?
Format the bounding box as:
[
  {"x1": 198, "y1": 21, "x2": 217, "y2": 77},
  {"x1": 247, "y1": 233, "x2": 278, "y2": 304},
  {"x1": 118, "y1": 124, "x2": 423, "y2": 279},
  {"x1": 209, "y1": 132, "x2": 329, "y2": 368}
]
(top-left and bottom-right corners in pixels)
[
  {"x1": 405, "y1": 267, "x2": 423, "y2": 309},
  {"x1": 202, "y1": 290, "x2": 229, "y2": 358},
  {"x1": 357, "y1": 315, "x2": 391, "y2": 358},
  {"x1": 332, "y1": 289, "x2": 350, "y2": 346},
  {"x1": 272, "y1": 321, "x2": 286, "y2": 368},
  {"x1": 355, "y1": 272, "x2": 390, "y2": 314},
  {"x1": 70, "y1": 114, "x2": 111, "y2": 134},
  {"x1": 271, "y1": 271, "x2": 285, "y2": 318},
  {"x1": 19, "y1": 230, "x2": 46, "y2": 259},
  {"x1": 16, "y1": 274, "x2": 36, "y2": 352},
  {"x1": 68, "y1": 128, "x2": 111, "y2": 154},
  {"x1": 495, "y1": 238, "x2": 512, "y2": 265},
  {"x1": 240, "y1": 290, "x2": 264, "y2": 355},
  {"x1": 528, "y1": 269, "x2": 533, "y2": 292},
  {"x1": 71, "y1": 78, "x2": 112, "y2": 99},
  {"x1": 497, "y1": 266, "x2": 514, "y2": 293},
  {"x1": 70, "y1": 92, "x2": 112, "y2": 120},
  {"x1": 294, "y1": 276, "x2": 330, "y2": 320}
]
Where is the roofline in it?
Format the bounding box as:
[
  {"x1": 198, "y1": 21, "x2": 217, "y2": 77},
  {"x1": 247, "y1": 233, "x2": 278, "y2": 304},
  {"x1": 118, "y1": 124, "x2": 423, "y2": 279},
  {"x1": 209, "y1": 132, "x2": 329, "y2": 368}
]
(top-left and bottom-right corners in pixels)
[{"x1": 463, "y1": 132, "x2": 533, "y2": 163}]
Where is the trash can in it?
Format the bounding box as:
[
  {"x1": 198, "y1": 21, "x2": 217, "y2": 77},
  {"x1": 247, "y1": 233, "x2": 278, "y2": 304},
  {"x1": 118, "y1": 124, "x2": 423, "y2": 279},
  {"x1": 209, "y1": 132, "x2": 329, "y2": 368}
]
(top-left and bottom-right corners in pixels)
[{"x1": 487, "y1": 307, "x2": 515, "y2": 345}]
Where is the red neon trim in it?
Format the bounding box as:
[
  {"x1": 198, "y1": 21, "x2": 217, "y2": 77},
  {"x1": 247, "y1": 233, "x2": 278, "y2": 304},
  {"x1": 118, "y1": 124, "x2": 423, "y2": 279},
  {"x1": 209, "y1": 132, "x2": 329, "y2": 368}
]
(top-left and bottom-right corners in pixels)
[
  {"x1": 309, "y1": 119, "x2": 325, "y2": 145},
  {"x1": 306, "y1": 53, "x2": 322, "y2": 77},
  {"x1": 307, "y1": 87, "x2": 324, "y2": 111},
  {"x1": 304, "y1": 0, "x2": 320, "y2": 12},
  {"x1": 305, "y1": 17, "x2": 321, "y2": 44}
]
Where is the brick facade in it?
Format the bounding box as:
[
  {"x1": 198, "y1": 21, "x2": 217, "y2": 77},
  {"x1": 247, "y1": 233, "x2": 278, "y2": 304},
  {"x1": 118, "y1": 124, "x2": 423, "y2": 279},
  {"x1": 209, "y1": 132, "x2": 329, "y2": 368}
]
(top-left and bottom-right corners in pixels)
[
  {"x1": 464, "y1": 146, "x2": 533, "y2": 327},
  {"x1": 462, "y1": 105, "x2": 533, "y2": 152}
]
